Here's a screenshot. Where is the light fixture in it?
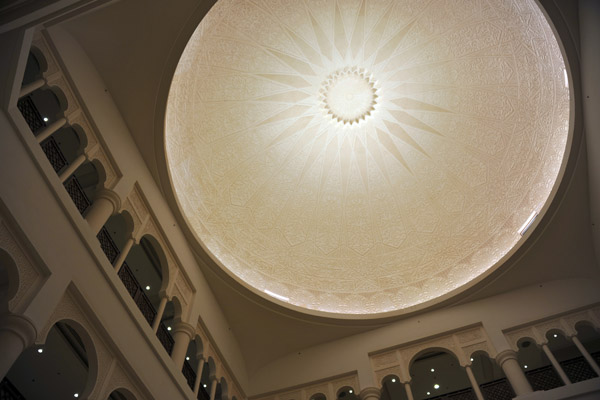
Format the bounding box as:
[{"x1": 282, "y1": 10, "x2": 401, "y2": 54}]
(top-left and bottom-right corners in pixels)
[
  {"x1": 348, "y1": 390, "x2": 353, "y2": 394},
  {"x1": 167, "y1": 326, "x2": 172, "y2": 331},
  {"x1": 434, "y1": 384, "x2": 440, "y2": 389},
  {"x1": 430, "y1": 368, "x2": 435, "y2": 372},
  {"x1": 564, "y1": 69, "x2": 569, "y2": 88},
  {"x1": 37, "y1": 348, "x2": 43, "y2": 354},
  {"x1": 427, "y1": 392, "x2": 430, "y2": 396},
  {"x1": 74, "y1": 394, "x2": 79, "y2": 398},
  {"x1": 553, "y1": 334, "x2": 558, "y2": 338},
  {"x1": 145, "y1": 285, "x2": 150, "y2": 290},
  {"x1": 470, "y1": 357, "x2": 474, "y2": 362},
  {"x1": 186, "y1": 356, "x2": 190, "y2": 361},
  {"x1": 518, "y1": 211, "x2": 538, "y2": 236},
  {"x1": 203, "y1": 384, "x2": 207, "y2": 388},
  {"x1": 391, "y1": 378, "x2": 396, "y2": 383},
  {"x1": 43, "y1": 117, "x2": 49, "y2": 122},
  {"x1": 524, "y1": 365, "x2": 528, "y2": 369}
]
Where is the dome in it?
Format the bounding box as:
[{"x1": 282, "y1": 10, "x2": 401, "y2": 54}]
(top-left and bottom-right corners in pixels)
[{"x1": 165, "y1": 0, "x2": 570, "y2": 316}]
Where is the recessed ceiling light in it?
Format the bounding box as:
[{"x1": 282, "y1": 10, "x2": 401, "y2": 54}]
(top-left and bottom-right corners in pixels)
[
  {"x1": 186, "y1": 356, "x2": 190, "y2": 361},
  {"x1": 524, "y1": 365, "x2": 528, "y2": 369},
  {"x1": 43, "y1": 117, "x2": 49, "y2": 122},
  {"x1": 37, "y1": 348, "x2": 43, "y2": 354},
  {"x1": 203, "y1": 384, "x2": 207, "y2": 388},
  {"x1": 74, "y1": 394, "x2": 79, "y2": 398},
  {"x1": 427, "y1": 392, "x2": 430, "y2": 396},
  {"x1": 430, "y1": 368, "x2": 435, "y2": 372},
  {"x1": 553, "y1": 334, "x2": 558, "y2": 338},
  {"x1": 167, "y1": 326, "x2": 172, "y2": 331},
  {"x1": 348, "y1": 390, "x2": 353, "y2": 394},
  {"x1": 434, "y1": 384, "x2": 440, "y2": 389},
  {"x1": 470, "y1": 357, "x2": 474, "y2": 362},
  {"x1": 391, "y1": 378, "x2": 396, "y2": 383},
  {"x1": 145, "y1": 285, "x2": 150, "y2": 290}
]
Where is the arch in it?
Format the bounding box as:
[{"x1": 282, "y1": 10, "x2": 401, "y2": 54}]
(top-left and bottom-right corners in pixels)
[
  {"x1": 335, "y1": 385, "x2": 357, "y2": 400},
  {"x1": 69, "y1": 123, "x2": 90, "y2": 154},
  {"x1": 29, "y1": 46, "x2": 48, "y2": 76},
  {"x1": 381, "y1": 374, "x2": 400, "y2": 386},
  {"x1": 380, "y1": 375, "x2": 406, "y2": 400},
  {"x1": 139, "y1": 234, "x2": 169, "y2": 291},
  {"x1": 408, "y1": 346, "x2": 460, "y2": 369},
  {"x1": 206, "y1": 356, "x2": 217, "y2": 379},
  {"x1": 194, "y1": 334, "x2": 205, "y2": 358},
  {"x1": 219, "y1": 376, "x2": 229, "y2": 400},
  {"x1": 46, "y1": 85, "x2": 69, "y2": 115},
  {"x1": 409, "y1": 349, "x2": 471, "y2": 399},
  {"x1": 308, "y1": 392, "x2": 327, "y2": 400},
  {"x1": 575, "y1": 319, "x2": 600, "y2": 332},
  {"x1": 108, "y1": 388, "x2": 137, "y2": 400},
  {"x1": 0, "y1": 248, "x2": 19, "y2": 313}
]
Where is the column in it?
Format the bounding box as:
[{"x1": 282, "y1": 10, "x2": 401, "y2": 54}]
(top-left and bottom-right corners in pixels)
[
  {"x1": 19, "y1": 78, "x2": 45, "y2": 98},
  {"x1": 209, "y1": 376, "x2": 218, "y2": 400},
  {"x1": 542, "y1": 343, "x2": 571, "y2": 384},
  {"x1": 464, "y1": 365, "x2": 484, "y2": 400},
  {"x1": 170, "y1": 321, "x2": 195, "y2": 369},
  {"x1": 359, "y1": 387, "x2": 380, "y2": 400},
  {"x1": 152, "y1": 296, "x2": 168, "y2": 332},
  {"x1": 571, "y1": 335, "x2": 600, "y2": 376},
  {"x1": 59, "y1": 153, "x2": 86, "y2": 183},
  {"x1": 113, "y1": 237, "x2": 135, "y2": 272},
  {"x1": 193, "y1": 358, "x2": 206, "y2": 396},
  {"x1": 403, "y1": 382, "x2": 414, "y2": 400},
  {"x1": 0, "y1": 313, "x2": 37, "y2": 380},
  {"x1": 36, "y1": 117, "x2": 66, "y2": 143},
  {"x1": 496, "y1": 349, "x2": 533, "y2": 396},
  {"x1": 85, "y1": 189, "x2": 121, "y2": 234}
]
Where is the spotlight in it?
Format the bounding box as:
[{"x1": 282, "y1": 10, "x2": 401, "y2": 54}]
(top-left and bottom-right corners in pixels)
[
  {"x1": 37, "y1": 348, "x2": 43, "y2": 354},
  {"x1": 74, "y1": 394, "x2": 79, "y2": 398},
  {"x1": 145, "y1": 285, "x2": 150, "y2": 290},
  {"x1": 348, "y1": 390, "x2": 353, "y2": 394},
  {"x1": 434, "y1": 384, "x2": 440, "y2": 389},
  {"x1": 186, "y1": 356, "x2": 190, "y2": 361},
  {"x1": 430, "y1": 368, "x2": 435, "y2": 372},
  {"x1": 427, "y1": 392, "x2": 430, "y2": 396},
  {"x1": 391, "y1": 378, "x2": 396, "y2": 383},
  {"x1": 524, "y1": 365, "x2": 528, "y2": 369},
  {"x1": 470, "y1": 357, "x2": 474, "y2": 362},
  {"x1": 167, "y1": 326, "x2": 172, "y2": 331},
  {"x1": 553, "y1": 334, "x2": 558, "y2": 338},
  {"x1": 43, "y1": 117, "x2": 49, "y2": 122}
]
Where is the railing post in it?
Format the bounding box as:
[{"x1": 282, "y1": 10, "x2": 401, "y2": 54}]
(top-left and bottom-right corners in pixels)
[
  {"x1": 114, "y1": 237, "x2": 135, "y2": 272},
  {"x1": 194, "y1": 358, "x2": 206, "y2": 396},
  {"x1": 209, "y1": 377, "x2": 218, "y2": 400},
  {"x1": 36, "y1": 117, "x2": 66, "y2": 143},
  {"x1": 19, "y1": 78, "x2": 45, "y2": 98},
  {"x1": 465, "y1": 365, "x2": 484, "y2": 400},
  {"x1": 570, "y1": 335, "x2": 600, "y2": 377},
  {"x1": 58, "y1": 153, "x2": 86, "y2": 183},
  {"x1": 152, "y1": 296, "x2": 168, "y2": 333}
]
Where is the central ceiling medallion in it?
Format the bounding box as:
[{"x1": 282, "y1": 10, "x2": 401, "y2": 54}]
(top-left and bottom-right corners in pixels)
[{"x1": 320, "y1": 67, "x2": 377, "y2": 125}]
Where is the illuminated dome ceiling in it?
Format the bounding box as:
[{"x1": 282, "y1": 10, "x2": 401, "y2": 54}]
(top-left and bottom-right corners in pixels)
[{"x1": 165, "y1": 0, "x2": 570, "y2": 316}]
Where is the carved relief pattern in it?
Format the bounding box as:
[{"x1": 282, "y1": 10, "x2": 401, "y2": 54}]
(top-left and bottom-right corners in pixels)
[
  {"x1": 166, "y1": 0, "x2": 571, "y2": 314},
  {"x1": 87, "y1": 145, "x2": 117, "y2": 189},
  {"x1": 0, "y1": 218, "x2": 44, "y2": 312},
  {"x1": 372, "y1": 351, "x2": 397, "y2": 368}
]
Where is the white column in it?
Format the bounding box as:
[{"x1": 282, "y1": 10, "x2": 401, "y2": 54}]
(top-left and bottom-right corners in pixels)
[
  {"x1": 542, "y1": 343, "x2": 571, "y2": 385},
  {"x1": 113, "y1": 237, "x2": 135, "y2": 272},
  {"x1": 59, "y1": 153, "x2": 86, "y2": 182},
  {"x1": 496, "y1": 349, "x2": 533, "y2": 396},
  {"x1": 359, "y1": 387, "x2": 380, "y2": 400},
  {"x1": 85, "y1": 189, "x2": 121, "y2": 234},
  {"x1": 403, "y1": 382, "x2": 414, "y2": 400},
  {"x1": 170, "y1": 322, "x2": 195, "y2": 369},
  {"x1": 209, "y1": 376, "x2": 218, "y2": 400},
  {"x1": 193, "y1": 358, "x2": 206, "y2": 396},
  {"x1": 19, "y1": 78, "x2": 45, "y2": 98},
  {"x1": 36, "y1": 117, "x2": 66, "y2": 143},
  {"x1": 152, "y1": 296, "x2": 168, "y2": 332},
  {"x1": 0, "y1": 313, "x2": 37, "y2": 380},
  {"x1": 571, "y1": 335, "x2": 600, "y2": 377},
  {"x1": 465, "y1": 365, "x2": 484, "y2": 400}
]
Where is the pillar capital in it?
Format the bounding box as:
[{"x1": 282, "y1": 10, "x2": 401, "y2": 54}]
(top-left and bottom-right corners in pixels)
[
  {"x1": 172, "y1": 321, "x2": 195, "y2": 339},
  {"x1": 0, "y1": 313, "x2": 37, "y2": 348},
  {"x1": 359, "y1": 387, "x2": 380, "y2": 400},
  {"x1": 94, "y1": 188, "x2": 121, "y2": 213},
  {"x1": 495, "y1": 349, "x2": 519, "y2": 366}
]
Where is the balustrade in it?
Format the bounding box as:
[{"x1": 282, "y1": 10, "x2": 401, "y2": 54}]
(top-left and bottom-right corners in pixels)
[
  {"x1": 17, "y1": 95, "x2": 45, "y2": 133},
  {"x1": 182, "y1": 360, "x2": 196, "y2": 390},
  {"x1": 479, "y1": 378, "x2": 514, "y2": 400},
  {"x1": 63, "y1": 175, "x2": 91, "y2": 215},
  {"x1": 157, "y1": 323, "x2": 175, "y2": 355},
  {"x1": 0, "y1": 378, "x2": 26, "y2": 400}
]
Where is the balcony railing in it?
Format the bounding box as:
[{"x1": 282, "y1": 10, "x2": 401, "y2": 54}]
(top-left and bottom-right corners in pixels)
[
  {"x1": 0, "y1": 378, "x2": 27, "y2": 400},
  {"x1": 562, "y1": 354, "x2": 598, "y2": 383},
  {"x1": 428, "y1": 387, "x2": 475, "y2": 400},
  {"x1": 182, "y1": 360, "x2": 197, "y2": 389},
  {"x1": 479, "y1": 378, "x2": 514, "y2": 400},
  {"x1": 17, "y1": 95, "x2": 46, "y2": 133},
  {"x1": 63, "y1": 175, "x2": 91, "y2": 215},
  {"x1": 157, "y1": 323, "x2": 175, "y2": 355},
  {"x1": 198, "y1": 386, "x2": 210, "y2": 400},
  {"x1": 97, "y1": 226, "x2": 120, "y2": 264},
  {"x1": 40, "y1": 136, "x2": 67, "y2": 173}
]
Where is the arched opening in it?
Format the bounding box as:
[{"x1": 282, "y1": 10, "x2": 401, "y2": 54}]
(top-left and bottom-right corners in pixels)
[
  {"x1": 182, "y1": 338, "x2": 199, "y2": 390},
  {"x1": 516, "y1": 336, "x2": 562, "y2": 391},
  {"x1": 380, "y1": 374, "x2": 407, "y2": 400},
  {"x1": 336, "y1": 385, "x2": 358, "y2": 400},
  {"x1": 546, "y1": 329, "x2": 598, "y2": 383},
  {"x1": 198, "y1": 357, "x2": 216, "y2": 400},
  {"x1": 64, "y1": 160, "x2": 102, "y2": 215},
  {"x1": 469, "y1": 351, "x2": 514, "y2": 399},
  {"x1": 309, "y1": 393, "x2": 326, "y2": 400},
  {"x1": 218, "y1": 377, "x2": 228, "y2": 400},
  {"x1": 0, "y1": 249, "x2": 19, "y2": 314},
  {"x1": 17, "y1": 88, "x2": 63, "y2": 134},
  {"x1": 108, "y1": 388, "x2": 137, "y2": 400},
  {"x1": 21, "y1": 49, "x2": 45, "y2": 86},
  {"x1": 409, "y1": 349, "x2": 471, "y2": 399},
  {"x1": 575, "y1": 321, "x2": 600, "y2": 367},
  {"x1": 4, "y1": 320, "x2": 96, "y2": 399},
  {"x1": 99, "y1": 213, "x2": 133, "y2": 265}
]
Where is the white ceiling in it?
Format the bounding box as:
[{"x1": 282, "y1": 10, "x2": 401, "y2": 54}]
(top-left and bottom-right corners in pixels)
[{"x1": 61, "y1": 0, "x2": 599, "y2": 376}]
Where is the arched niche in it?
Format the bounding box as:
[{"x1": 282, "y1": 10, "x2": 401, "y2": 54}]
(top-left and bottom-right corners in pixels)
[
  {"x1": 0, "y1": 248, "x2": 19, "y2": 314},
  {"x1": 21, "y1": 47, "x2": 47, "y2": 86},
  {"x1": 336, "y1": 385, "x2": 357, "y2": 400},
  {"x1": 516, "y1": 336, "x2": 562, "y2": 391},
  {"x1": 108, "y1": 388, "x2": 137, "y2": 400},
  {"x1": 468, "y1": 350, "x2": 514, "y2": 399},
  {"x1": 308, "y1": 393, "x2": 326, "y2": 400},
  {"x1": 6, "y1": 319, "x2": 97, "y2": 399},
  {"x1": 380, "y1": 375, "x2": 407, "y2": 400},
  {"x1": 409, "y1": 349, "x2": 470, "y2": 399}
]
